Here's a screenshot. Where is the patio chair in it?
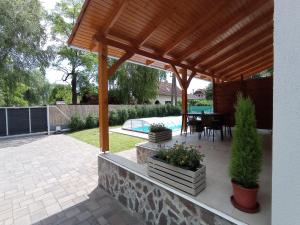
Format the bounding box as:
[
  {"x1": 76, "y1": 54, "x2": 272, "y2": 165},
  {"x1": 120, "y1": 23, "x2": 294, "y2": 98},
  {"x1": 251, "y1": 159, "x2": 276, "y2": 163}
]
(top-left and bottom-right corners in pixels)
[
  {"x1": 195, "y1": 120, "x2": 205, "y2": 139},
  {"x1": 202, "y1": 114, "x2": 224, "y2": 142}
]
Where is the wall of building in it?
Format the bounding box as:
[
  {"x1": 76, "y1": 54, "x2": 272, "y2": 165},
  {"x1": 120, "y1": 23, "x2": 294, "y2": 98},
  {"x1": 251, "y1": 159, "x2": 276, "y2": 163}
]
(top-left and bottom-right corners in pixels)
[{"x1": 272, "y1": 1, "x2": 300, "y2": 224}]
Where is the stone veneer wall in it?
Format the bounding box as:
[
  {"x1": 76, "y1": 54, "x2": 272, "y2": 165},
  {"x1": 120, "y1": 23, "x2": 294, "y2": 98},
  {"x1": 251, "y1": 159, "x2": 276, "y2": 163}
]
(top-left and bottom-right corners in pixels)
[
  {"x1": 136, "y1": 145, "x2": 157, "y2": 164},
  {"x1": 98, "y1": 156, "x2": 235, "y2": 225}
]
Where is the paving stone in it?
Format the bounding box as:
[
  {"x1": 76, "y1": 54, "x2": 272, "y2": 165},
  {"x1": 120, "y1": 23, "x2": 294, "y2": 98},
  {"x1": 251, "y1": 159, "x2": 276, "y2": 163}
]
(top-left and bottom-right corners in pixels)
[{"x1": 0, "y1": 135, "x2": 145, "y2": 225}]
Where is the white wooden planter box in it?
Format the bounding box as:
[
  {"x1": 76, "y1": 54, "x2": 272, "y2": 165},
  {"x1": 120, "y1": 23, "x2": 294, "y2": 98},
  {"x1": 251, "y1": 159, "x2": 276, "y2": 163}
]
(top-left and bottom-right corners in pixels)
[
  {"x1": 148, "y1": 129, "x2": 172, "y2": 143},
  {"x1": 148, "y1": 156, "x2": 206, "y2": 196}
]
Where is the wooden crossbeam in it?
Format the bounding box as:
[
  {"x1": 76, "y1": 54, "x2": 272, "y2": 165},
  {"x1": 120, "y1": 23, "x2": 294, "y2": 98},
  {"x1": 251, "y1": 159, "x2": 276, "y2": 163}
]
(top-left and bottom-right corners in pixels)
[
  {"x1": 204, "y1": 33, "x2": 273, "y2": 70},
  {"x1": 94, "y1": 35, "x2": 216, "y2": 79},
  {"x1": 135, "y1": 1, "x2": 179, "y2": 47},
  {"x1": 108, "y1": 51, "x2": 133, "y2": 77},
  {"x1": 101, "y1": 0, "x2": 128, "y2": 35},
  {"x1": 161, "y1": 1, "x2": 229, "y2": 56},
  {"x1": 191, "y1": 11, "x2": 273, "y2": 67},
  {"x1": 232, "y1": 64, "x2": 273, "y2": 81},
  {"x1": 216, "y1": 48, "x2": 273, "y2": 75},
  {"x1": 170, "y1": 64, "x2": 184, "y2": 89},
  {"x1": 187, "y1": 71, "x2": 196, "y2": 87},
  {"x1": 177, "y1": 0, "x2": 270, "y2": 62},
  {"x1": 145, "y1": 59, "x2": 154, "y2": 65},
  {"x1": 224, "y1": 59, "x2": 273, "y2": 80},
  {"x1": 222, "y1": 54, "x2": 273, "y2": 78}
]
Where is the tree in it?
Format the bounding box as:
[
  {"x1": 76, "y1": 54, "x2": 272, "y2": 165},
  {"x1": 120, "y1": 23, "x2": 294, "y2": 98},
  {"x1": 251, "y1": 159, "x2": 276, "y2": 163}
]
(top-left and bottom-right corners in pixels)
[
  {"x1": 0, "y1": 0, "x2": 51, "y2": 106},
  {"x1": 205, "y1": 83, "x2": 213, "y2": 100},
  {"x1": 108, "y1": 62, "x2": 166, "y2": 104},
  {"x1": 49, "y1": 0, "x2": 97, "y2": 104},
  {"x1": 49, "y1": 84, "x2": 72, "y2": 104}
]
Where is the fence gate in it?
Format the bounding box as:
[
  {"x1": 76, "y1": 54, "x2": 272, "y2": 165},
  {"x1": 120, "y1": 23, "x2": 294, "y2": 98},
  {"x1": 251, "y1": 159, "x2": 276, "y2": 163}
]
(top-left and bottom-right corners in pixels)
[{"x1": 0, "y1": 106, "x2": 49, "y2": 137}]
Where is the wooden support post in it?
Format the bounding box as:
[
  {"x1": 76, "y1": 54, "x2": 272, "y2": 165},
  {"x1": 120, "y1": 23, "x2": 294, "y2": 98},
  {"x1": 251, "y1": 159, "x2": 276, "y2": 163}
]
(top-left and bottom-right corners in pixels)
[
  {"x1": 98, "y1": 42, "x2": 109, "y2": 152},
  {"x1": 213, "y1": 78, "x2": 216, "y2": 113},
  {"x1": 181, "y1": 69, "x2": 188, "y2": 134}
]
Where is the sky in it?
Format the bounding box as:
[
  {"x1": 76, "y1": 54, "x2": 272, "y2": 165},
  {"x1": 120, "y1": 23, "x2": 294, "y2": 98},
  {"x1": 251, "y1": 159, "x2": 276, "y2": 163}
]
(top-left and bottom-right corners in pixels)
[{"x1": 41, "y1": 0, "x2": 210, "y2": 93}]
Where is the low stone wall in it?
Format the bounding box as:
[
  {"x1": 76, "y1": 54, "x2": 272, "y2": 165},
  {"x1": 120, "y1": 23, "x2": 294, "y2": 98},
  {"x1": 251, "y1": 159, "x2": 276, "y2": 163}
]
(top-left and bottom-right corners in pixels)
[
  {"x1": 136, "y1": 144, "x2": 157, "y2": 164},
  {"x1": 98, "y1": 156, "x2": 235, "y2": 225}
]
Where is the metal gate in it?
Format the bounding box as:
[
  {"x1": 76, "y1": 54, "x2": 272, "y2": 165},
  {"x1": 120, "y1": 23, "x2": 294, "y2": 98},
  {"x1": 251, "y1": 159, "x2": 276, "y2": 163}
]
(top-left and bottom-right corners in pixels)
[{"x1": 0, "y1": 106, "x2": 49, "y2": 137}]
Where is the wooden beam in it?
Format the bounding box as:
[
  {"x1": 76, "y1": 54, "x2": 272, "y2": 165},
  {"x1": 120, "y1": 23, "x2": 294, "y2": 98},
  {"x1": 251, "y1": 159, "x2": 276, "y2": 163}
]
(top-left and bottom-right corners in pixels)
[
  {"x1": 225, "y1": 60, "x2": 273, "y2": 80},
  {"x1": 170, "y1": 64, "x2": 183, "y2": 89},
  {"x1": 145, "y1": 59, "x2": 154, "y2": 65},
  {"x1": 108, "y1": 51, "x2": 133, "y2": 77},
  {"x1": 101, "y1": 0, "x2": 128, "y2": 35},
  {"x1": 177, "y1": 0, "x2": 270, "y2": 62},
  {"x1": 216, "y1": 51, "x2": 273, "y2": 76},
  {"x1": 94, "y1": 35, "x2": 216, "y2": 79},
  {"x1": 191, "y1": 11, "x2": 273, "y2": 67},
  {"x1": 222, "y1": 56, "x2": 273, "y2": 79},
  {"x1": 204, "y1": 34, "x2": 273, "y2": 70},
  {"x1": 135, "y1": 1, "x2": 179, "y2": 47},
  {"x1": 181, "y1": 69, "x2": 188, "y2": 134},
  {"x1": 187, "y1": 71, "x2": 196, "y2": 87},
  {"x1": 161, "y1": 1, "x2": 229, "y2": 56},
  {"x1": 98, "y1": 41, "x2": 109, "y2": 152},
  {"x1": 213, "y1": 45, "x2": 273, "y2": 74}
]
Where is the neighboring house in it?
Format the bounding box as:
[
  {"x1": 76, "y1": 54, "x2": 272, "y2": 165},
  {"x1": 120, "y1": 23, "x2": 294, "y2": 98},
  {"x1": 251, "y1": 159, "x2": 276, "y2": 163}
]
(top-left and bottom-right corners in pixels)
[
  {"x1": 193, "y1": 89, "x2": 206, "y2": 99},
  {"x1": 154, "y1": 81, "x2": 202, "y2": 105}
]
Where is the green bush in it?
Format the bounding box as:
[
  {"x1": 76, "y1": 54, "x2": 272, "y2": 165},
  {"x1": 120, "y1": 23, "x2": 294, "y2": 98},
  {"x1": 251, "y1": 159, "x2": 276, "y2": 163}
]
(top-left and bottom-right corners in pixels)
[
  {"x1": 156, "y1": 144, "x2": 204, "y2": 171},
  {"x1": 135, "y1": 106, "x2": 143, "y2": 118},
  {"x1": 127, "y1": 108, "x2": 137, "y2": 119},
  {"x1": 189, "y1": 99, "x2": 213, "y2": 106},
  {"x1": 85, "y1": 114, "x2": 98, "y2": 129},
  {"x1": 229, "y1": 94, "x2": 262, "y2": 188},
  {"x1": 149, "y1": 123, "x2": 169, "y2": 132},
  {"x1": 109, "y1": 111, "x2": 119, "y2": 126},
  {"x1": 69, "y1": 114, "x2": 85, "y2": 131}
]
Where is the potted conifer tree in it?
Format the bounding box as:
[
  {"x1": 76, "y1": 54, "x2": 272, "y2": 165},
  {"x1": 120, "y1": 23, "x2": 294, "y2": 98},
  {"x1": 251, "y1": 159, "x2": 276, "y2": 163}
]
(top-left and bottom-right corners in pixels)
[{"x1": 229, "y1": 94, "x2": 262, "y2": 213}]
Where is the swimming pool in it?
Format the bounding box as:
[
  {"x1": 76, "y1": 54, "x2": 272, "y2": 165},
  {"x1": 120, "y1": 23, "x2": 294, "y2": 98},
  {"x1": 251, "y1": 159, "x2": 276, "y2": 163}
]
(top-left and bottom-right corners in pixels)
[{"x1": 122, "y1": 116, "x2": 182, "y2": 133}]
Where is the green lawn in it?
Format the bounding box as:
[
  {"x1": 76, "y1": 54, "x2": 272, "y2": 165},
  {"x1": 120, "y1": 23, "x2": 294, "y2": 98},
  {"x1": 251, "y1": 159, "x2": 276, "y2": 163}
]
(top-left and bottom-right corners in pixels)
[{"x1": 68, "y1": 128, "x2": 145, "y2": 153}]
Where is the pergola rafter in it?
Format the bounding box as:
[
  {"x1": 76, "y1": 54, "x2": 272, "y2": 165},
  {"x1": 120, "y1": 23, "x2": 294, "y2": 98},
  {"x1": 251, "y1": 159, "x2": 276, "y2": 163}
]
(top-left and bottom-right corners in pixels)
[{"x1": 68, "y1": 0, "x2": 274, "y2": 151}]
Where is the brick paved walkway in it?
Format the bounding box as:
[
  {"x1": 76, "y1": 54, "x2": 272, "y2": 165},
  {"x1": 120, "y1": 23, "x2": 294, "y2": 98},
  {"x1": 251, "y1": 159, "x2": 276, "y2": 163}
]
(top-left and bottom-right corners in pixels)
[{"x1": 0, "y1": 135, "x2": 145, "y2": 225}]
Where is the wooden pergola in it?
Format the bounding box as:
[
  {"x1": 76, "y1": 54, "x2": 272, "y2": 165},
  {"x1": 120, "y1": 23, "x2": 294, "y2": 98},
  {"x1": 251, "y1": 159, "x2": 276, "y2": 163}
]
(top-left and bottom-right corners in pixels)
[{"x1": 68, "y1": 0, "x2": 274, "y2": 152}]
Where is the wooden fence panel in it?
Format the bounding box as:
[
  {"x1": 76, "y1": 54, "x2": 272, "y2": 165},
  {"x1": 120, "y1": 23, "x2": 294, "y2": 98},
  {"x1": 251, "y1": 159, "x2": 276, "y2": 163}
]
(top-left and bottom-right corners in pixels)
[{"x1": 214, "y1": 77, "x2": 273, "y2": 129}]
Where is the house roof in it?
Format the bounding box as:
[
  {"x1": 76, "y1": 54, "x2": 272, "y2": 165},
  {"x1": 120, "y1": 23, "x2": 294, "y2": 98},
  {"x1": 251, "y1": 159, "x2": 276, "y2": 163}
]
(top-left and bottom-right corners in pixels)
[
  {"x1": 68, "y1": 0, "x2": 273, "y2": 82},
  {"x1": 158, "y1": 81, "x2": 181, "y2": 96}
]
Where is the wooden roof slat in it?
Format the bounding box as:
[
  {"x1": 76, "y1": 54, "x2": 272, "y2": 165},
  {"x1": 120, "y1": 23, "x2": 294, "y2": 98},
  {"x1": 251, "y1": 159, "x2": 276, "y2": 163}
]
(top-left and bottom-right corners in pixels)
[
  {"x1": 100, "y1": 0, "x2": 128, "y2": 35},
  {"x1": 231, "y1": 62, "x2": 273, "y2": 81},
  {"x1": 223, "y1": 58, "x2": 273, "y2": 80},
  {"x1": 191, "y1": 11, "x2": 273, "y2": 66},
  {"x1": 160, "y1": 0, "x2": 230, "y2": 56},
  {"x1": 69, "y1": 0, "x2": 274, "y2": 81},
  {"x1": 177, "y1": 0, "x2": 271, "y2": 62},
  {"x1": 216, "y1": 46, "x2": 273, "y2": 75}
]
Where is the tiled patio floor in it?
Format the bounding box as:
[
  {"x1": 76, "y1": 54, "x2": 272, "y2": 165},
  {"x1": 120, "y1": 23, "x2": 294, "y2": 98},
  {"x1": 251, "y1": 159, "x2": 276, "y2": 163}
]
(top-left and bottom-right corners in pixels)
[{"x1": 0, "y1": 135, "x2": 145, "y2": 225}]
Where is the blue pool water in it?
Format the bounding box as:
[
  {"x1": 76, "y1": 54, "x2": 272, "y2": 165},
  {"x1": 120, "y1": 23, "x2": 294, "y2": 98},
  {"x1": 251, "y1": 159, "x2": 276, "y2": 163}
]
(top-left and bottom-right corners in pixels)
[{"x1": 131, "y1": 124, "x2": 181, "y2": 133}]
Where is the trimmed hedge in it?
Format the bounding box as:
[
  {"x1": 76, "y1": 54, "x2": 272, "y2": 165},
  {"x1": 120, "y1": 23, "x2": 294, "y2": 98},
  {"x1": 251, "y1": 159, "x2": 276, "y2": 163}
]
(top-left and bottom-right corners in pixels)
[{"x1": 69, "y1": 105, "x2": 182, "y2": 131}]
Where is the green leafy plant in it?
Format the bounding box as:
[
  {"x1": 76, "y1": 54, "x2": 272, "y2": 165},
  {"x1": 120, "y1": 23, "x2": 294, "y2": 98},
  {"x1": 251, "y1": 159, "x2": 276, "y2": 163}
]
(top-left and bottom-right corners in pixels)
[
  {"x1": 229, "y1": 94, "x2": 262, "y2": 188},
  {"x1": 156, "y1": 144, "x2": 204, "y2": 171},
  {"x1": 69, "y1": 114, "x2": 85, "y2": 131},
  {"x1": 85, "y1": 114, "x2": 98, "y2": 128},
  {"x1": 149, "y1": 123, "x2": 169, "y2": 133}
]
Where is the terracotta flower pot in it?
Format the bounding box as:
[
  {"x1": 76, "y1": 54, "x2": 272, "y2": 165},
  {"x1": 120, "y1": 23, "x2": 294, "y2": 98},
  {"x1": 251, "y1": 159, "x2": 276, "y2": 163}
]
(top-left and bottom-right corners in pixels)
[{"x1": 231, "y1": 180, "x2": 260, "y2": 213}]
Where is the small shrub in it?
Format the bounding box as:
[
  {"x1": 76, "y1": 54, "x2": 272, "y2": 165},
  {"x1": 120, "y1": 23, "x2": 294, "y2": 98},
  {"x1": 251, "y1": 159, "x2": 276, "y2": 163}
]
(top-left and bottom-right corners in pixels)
[
  {"x1": 69, "y1": 114, "x2": 85, "y2": 131},
  {"x1": 135, "y1": 106, "x2": 143, "y2": 118},
  {"x1": 149, "y1": 123, "x2": 169, "y2": 132},
  {"x1": 229, "y1": 94, "x2": 262, "y2": 188},
  {"x1": 156, "y1": 144, "x2": 204, "y2": 171},
  {"x1": 127, "y1": 108, "x2": 137, "y2": 119},
  {"x1": 109, "y1": 111, "x2": 119, "y2": 126},
  {"x1": 85, "y1": 114, "x2": 98, "y2": 128}
]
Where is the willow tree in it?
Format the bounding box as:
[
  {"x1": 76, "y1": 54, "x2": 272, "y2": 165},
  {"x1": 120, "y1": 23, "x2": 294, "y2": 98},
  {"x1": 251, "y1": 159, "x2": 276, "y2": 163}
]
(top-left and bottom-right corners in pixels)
[{"x1": 49, "y1": 0, "x2": 97, "y2": 104}]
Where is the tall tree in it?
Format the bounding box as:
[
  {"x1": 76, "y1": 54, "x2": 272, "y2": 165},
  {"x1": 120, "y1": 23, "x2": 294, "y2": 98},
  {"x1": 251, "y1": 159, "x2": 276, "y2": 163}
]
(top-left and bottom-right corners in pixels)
[
  {"x1": 205, "y1": 83, "x2": 213, "y2": 100},
  {"x1": 49, "y1": 0, "x2": 97, "y2": 104},
  {"x1": 0, "y1": 0, "x2": 51, "y2": 106},
  {"x1": 109, "y1": 62, "x2": 166, "y2": 104}
]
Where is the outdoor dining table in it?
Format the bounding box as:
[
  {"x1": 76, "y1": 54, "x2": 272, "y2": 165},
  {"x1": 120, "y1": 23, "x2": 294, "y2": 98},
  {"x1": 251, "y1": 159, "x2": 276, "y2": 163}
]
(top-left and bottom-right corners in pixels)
[{"x1": 181, "y1": 112, "x2": 228, "y2": 140}]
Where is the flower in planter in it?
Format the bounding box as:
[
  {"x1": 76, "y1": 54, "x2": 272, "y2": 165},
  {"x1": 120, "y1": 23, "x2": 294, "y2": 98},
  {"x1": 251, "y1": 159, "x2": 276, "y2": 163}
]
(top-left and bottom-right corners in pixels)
[
  {"x1": 149, "y1": 123, "x2": 169, "y2": 132},
  {"x1": 157, "y1": 144, "x2": 205, "y2": 171}
]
